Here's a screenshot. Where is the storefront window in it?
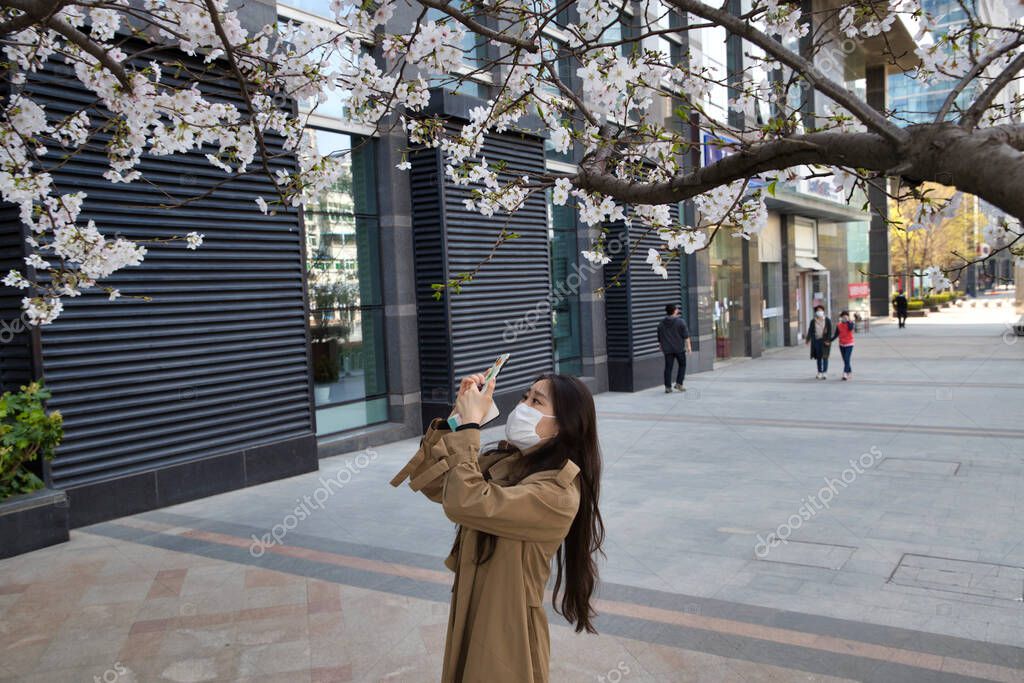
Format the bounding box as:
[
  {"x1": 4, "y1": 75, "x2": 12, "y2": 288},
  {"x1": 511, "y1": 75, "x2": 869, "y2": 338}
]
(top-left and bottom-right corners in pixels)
[
  {"x1": 549, "y1": 196, "x2": 582, "y2": 376},
  {"x1": 304, "y1": 129, "x2": 388, "y2": 434},
  {"x1": 710, "y1": 231, "x2": 746, "y2": 359},
  {"x1": 762, "y1": 261, "x2": 784, "y2": 348},
  {"x1": 846, "y1": 221, "x2": 870, "y2": 316}
]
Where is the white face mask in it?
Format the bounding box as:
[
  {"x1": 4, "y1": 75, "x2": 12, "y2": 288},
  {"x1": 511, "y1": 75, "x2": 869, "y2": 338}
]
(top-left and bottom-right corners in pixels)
[
  {"x1": 815, "y1": 310, "x2": 825, "y2": 318},
  {"x1": 504, "y1": 402, "x2": 555, "y2": 450}
]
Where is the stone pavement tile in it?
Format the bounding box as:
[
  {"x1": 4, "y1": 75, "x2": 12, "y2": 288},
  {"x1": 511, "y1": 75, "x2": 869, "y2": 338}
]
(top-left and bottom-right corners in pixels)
[
  {"x1": 134, "y1": 595, "x2": 200, "y2": 621},
  {"x1": 147, "y1": 567, "x2": 189, "y2": 598},
  {"x1": 118, "y1": 630, "x2": 165, "y2": 669},
  {"x1": 235, "y1": 640, "x2": 312, "y2": 678},
  {"x1": 152, "y1": 654, "x2": 231, "y2": 683},
  {"x1": 179, "y1": 564, "x2": 245, "y2": 597},
  {"x1": 308, "y1": 611, "x2": 346, "y2": 640},
  {"x1": 235, "y1": 612, "x2": 309, "y2": 646},
  {"x1": 177, "y1": 589, "x2": 247, "y2": 617},
  {"x1": 81, "y1": 579, "x2": 153, "y2": 605},
  {"x1": 245, "y1": 567, "x2": 294, "y2": 589},
  {"x1": 310, "y1": 664, "x2": 353, "y2": 682},
  {"x1": 309, "y1": 636, "x2": 353, "y2": 669},
  {"x1": 62, "y1": 601, "x2": 143, "y2": 633},
  {"x1": 243, "y1": 582, "x2": 309, "y2": 610},
  {"x1": 744, "y1": 573, "x2": 807, "y2": 595},
  {"x1": 305, "y1": 578, "x2": 342, "y2": 614},
  {"x1": 0, "y1": 640, "x2": 49, "y2": 680},
  {"x1": 34, "y1": 623, "x2": 129, "y2": 672}
]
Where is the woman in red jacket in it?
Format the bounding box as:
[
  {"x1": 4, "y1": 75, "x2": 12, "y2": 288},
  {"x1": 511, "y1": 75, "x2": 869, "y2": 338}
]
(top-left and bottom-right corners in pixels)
[{"x1": 834, "y1": 311, "x2": 856, "y2": 380}]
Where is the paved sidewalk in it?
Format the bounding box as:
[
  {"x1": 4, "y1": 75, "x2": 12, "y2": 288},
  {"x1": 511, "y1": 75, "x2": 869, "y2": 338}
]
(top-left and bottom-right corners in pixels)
[{"x1": 2, "y1": 294, "x2": 1023, "y2": 682}]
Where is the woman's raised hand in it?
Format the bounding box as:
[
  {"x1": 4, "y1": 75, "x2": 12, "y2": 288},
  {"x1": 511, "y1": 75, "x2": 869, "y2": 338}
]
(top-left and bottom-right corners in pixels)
[
  {"x1": 454, "y1": 374, "x2": 495, "y2": 425},
  {"x1": 458, "y1": 373, "x2": 486, "y2": 397}
]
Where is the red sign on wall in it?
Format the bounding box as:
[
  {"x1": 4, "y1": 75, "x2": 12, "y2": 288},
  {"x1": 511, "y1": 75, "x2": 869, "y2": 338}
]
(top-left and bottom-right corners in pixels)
[{"x1": 848, "y1": 282, "x2": 870, "y2": 299}]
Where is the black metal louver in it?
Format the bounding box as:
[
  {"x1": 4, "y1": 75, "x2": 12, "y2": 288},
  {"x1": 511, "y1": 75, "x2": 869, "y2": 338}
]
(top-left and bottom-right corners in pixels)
[
  {"x1": 604, "y1": 221, "x2": 682, "y2": 390},
  {"x1": 410, "y1": 122, "x2": 553, "y2": 426},
  {"x1": 0, "y1": 48, "x2": 317, "y2": 525}
]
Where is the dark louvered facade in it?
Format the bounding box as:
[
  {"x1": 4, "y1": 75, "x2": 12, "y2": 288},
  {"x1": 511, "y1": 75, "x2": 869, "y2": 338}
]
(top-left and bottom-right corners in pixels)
[
  {"x1": 409, "y1": 104, "x2": 554, "y2": 426},
  {"x1": 603, "y1": 222, "x2": 688, "y2": 391},
  {"x1": 0, "y1": 51, "x2": 317, "y2": 527}
]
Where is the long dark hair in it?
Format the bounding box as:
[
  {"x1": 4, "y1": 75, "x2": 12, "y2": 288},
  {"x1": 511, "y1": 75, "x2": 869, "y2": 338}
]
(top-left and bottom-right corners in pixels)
[{"x1": 457, "y1": 373, "x2": 605, "y2": 633}]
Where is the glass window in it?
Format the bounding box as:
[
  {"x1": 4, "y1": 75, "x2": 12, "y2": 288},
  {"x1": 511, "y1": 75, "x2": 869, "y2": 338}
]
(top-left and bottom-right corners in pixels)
[
  {"x1": 426, "y1": 3, "x2": 488, "y2": 98},
  {"x1": 549, "y1": 194, "x2": 583, "y2": 376},
  {"x1": 761, "y1": 261, "x2": 783, "y2": 348},
  {"x1": 544, "y1": 42, "x2": 575, "y2": 163},
  {"x1": 279, "y1": 0, "x2": 337, "y2": 18},
  {"x1": 303, "y1": 129, "x2": 387, "y2": 435},
  {"x1": 710, "y1": 230, "x2": 746, "y2": 359}
]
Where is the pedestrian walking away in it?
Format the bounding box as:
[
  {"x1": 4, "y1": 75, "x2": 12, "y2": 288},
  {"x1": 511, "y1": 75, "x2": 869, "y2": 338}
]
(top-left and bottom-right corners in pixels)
[
  {"x1": 390, "y1": 373, "x2": 604, "y2": 683},
  {"x1": 892, "y1": 290, "x2": 909, "y2": 328},
  {"x1": 805, "y1": 305, "x2": 833, "y2": 379},
  {"x1": 658, "y1": 303, "x2": 691, "y2": 393},
  {"x1": 835, "y1": 310, "x2": 855, "y2": 380}
]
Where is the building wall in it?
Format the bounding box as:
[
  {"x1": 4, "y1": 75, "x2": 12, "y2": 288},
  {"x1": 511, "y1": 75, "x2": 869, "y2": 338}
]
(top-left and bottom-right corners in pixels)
[
  {"x1": 604, "y1": 221, "x2": 685, "y2": 391},
  {"x1": 408, "y1": 104, "x2": 554, "y2": 426},
  {"x1": 3, "y1": 47, "x2": 317, "y2": 527}
]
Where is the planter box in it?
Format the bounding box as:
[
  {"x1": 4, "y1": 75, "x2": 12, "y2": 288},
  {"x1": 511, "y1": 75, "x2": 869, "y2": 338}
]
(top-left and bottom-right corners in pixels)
[
  {"x1": 0, "y1": 488, "x2": 70, "y2": 560},
  {"x1": 907, "y1": 309, "x2": 928, "y2": 317},
  {"x1": 928, "y1": 305, "x2": 940, "y2": 313}
]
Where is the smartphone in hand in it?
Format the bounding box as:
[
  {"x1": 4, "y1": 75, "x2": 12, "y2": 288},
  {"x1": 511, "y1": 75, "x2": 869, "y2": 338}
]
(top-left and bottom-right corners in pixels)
[{"x1": 448, "y1": 353, "x2": 510, "y2": 430}]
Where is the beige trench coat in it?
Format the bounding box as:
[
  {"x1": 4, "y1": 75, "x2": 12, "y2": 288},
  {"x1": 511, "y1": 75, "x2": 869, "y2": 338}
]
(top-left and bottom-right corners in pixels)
[{"x1": 391, "y1": 419, "x2": 581, "y2": 683}]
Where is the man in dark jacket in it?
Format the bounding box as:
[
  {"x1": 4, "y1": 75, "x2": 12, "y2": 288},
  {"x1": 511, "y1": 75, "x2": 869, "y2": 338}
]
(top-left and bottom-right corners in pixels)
[
  {"x1": 892, "y1": 290, "x2": 909, "y2": 328},
  {"x1": 658, "y1": 304, "x2": 691, "y2": 393}
]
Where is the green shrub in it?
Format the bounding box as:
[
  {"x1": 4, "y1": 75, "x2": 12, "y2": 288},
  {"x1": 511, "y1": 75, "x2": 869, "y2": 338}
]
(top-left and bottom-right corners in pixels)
[
  {"x1": 907, "y1": 300, "x2": 924, "y2": 311},
  {"x1": 0, "y1": 382, "x2": 63, "y2": 500}
]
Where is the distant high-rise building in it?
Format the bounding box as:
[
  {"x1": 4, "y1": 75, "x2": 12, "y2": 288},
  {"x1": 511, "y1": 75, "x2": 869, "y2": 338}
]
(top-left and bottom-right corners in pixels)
[{"x1": 888, "y1": 0, "x2": 1018, "y2": 124}]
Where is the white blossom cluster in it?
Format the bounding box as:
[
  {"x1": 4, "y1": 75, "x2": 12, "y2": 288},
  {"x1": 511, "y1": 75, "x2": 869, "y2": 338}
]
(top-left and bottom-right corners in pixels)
[
  {"x1": 759, "y1": 0, "x2": 809, "y2": 42},
  {"x1": 983, "y1": 216, "x2": 1022, "y2": 249}
]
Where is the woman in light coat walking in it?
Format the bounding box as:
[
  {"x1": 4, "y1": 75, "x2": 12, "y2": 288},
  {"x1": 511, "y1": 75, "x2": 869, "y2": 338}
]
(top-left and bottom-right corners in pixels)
[
  {"x1": 391, "y1": 373, "x2": 604, "y2": 682},
  {"x1": 805, "y1": 305, "x2": 834, "y2": 379}
]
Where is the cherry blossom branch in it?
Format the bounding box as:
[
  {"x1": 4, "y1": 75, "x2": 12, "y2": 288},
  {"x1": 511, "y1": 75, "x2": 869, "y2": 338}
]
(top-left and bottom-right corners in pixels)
[
  {"x1": 935, "y1": 36, "x2": 1024, "y2": 124},
  {"x1": 201, "y1": 0, "x2": 284, "y2": 202},
  {"x1": 960, "y1": 50, "x2": 1024, "y2": 130},
  {"x1": 415, "y1": 0, "x2": 539, "y2": 53}
]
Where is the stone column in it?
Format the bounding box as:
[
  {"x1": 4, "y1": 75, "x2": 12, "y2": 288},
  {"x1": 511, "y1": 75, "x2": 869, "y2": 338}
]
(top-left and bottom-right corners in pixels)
[{"x1": 866, "y1": 65, "x2": 892, "y2": 317}]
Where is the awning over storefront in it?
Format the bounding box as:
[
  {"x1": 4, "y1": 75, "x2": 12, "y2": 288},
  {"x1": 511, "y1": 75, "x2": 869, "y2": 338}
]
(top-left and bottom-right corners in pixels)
[{"x1": 795, "y1": 257, "x2": 827, "y2": 271}]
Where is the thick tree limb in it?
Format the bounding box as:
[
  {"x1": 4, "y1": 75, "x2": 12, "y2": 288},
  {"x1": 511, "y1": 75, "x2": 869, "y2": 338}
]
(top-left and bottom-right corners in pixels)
[
  {"x1": 575, "y1": 130, "x2": 899, "y2": 205},
  {"x1": 666, "y1": 0, "x2": 907, "y2": 146},
  {"x1": 980, "y1": 123, "x2": 1024, "y2": 151}
]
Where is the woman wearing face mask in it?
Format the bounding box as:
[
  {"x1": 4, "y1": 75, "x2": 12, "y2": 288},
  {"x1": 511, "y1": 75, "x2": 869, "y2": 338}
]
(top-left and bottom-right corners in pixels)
[
  {"x1": 835, "y1": 310, "x2": 856, "y2": 380},
  {"x1": 390, "y1": 373, "x2": 604, "y2": 683},
  {"x1": 804, "y1": 305, "x2": 833, "y2": 379}
]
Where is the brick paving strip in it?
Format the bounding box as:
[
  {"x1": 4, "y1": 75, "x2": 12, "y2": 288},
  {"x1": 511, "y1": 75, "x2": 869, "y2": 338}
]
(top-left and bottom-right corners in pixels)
[{"x1": 84, "y1": 514, "x2": 1024, "y2": 683}]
